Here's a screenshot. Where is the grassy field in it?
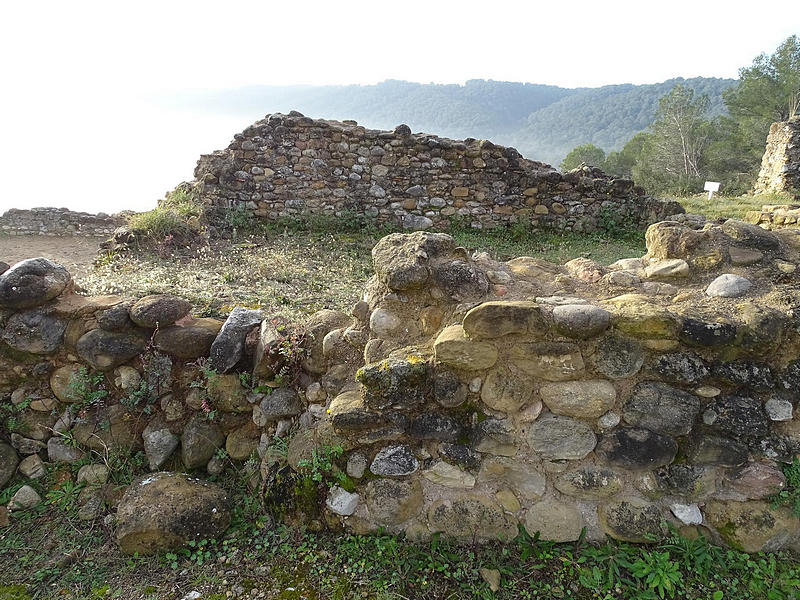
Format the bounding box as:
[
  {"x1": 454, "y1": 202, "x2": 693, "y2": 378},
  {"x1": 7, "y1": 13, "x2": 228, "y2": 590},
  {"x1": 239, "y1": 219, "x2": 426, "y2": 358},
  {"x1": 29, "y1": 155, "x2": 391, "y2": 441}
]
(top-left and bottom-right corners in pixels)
[
  {"x1": 81, "y1": 220, "x2": 645, "y2": 321},
  {"x1": 675, "y1": 192, "x2": 796, "y2": 220}
]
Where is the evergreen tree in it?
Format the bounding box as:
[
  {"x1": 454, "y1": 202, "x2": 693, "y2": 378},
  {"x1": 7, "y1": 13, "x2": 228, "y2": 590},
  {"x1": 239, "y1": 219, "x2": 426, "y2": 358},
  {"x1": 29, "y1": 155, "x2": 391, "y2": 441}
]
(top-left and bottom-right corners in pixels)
[{"x1": 559, "y1": 143, "x2": 606, "y2": 171}]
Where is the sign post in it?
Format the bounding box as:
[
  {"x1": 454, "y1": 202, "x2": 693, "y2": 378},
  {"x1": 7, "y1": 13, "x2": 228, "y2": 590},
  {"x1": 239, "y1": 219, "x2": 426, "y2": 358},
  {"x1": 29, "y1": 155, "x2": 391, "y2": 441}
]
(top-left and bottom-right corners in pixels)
[{"x1": 704, "y1": 181, "x2": 720, "y2": 201}]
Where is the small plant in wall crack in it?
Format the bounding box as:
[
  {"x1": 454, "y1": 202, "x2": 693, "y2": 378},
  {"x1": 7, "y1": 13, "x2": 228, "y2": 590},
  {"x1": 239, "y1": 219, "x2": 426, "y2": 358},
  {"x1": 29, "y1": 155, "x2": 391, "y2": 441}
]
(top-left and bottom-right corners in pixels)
[
  {"x1": 297, "y1": 444, "x2": 353, "y2": 491},
  {"x1": 188, "y1": 356, "x2": 220, "y2": 420},
  {"x1": 770, "y1": 456, "x2": 800, "y2": 516},
  {"x1": 66, "y1": 367, "x2": 108, "y2": 418}
]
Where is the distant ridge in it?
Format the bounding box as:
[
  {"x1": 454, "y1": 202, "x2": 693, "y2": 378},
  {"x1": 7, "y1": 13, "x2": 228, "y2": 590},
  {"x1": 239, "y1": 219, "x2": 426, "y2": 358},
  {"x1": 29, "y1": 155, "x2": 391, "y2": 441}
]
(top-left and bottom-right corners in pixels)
[{"x1": 162, "y1": 77, "x2": 735, "y2": 166}]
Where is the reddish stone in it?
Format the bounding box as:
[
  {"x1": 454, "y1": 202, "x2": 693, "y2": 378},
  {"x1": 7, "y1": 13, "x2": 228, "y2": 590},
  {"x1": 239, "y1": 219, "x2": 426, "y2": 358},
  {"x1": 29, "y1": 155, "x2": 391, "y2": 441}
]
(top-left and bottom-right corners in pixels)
[{"x1": 730, "y1": 462, "x2": 786, "y2": 499}]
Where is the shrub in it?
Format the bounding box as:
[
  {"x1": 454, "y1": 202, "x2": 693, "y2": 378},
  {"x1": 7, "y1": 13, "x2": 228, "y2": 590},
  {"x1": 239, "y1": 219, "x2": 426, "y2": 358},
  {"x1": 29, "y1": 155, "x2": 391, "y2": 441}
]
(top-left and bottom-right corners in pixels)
[{"x1": 127, "y1": 184, "x2": 205, "y2": 247}]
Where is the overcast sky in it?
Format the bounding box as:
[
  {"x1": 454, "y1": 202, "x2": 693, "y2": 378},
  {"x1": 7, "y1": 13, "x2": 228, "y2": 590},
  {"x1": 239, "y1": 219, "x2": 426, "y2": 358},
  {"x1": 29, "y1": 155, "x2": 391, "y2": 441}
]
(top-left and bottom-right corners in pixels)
[{"x1": 1, "y1": 0, "x2": 797, "y2": 213}]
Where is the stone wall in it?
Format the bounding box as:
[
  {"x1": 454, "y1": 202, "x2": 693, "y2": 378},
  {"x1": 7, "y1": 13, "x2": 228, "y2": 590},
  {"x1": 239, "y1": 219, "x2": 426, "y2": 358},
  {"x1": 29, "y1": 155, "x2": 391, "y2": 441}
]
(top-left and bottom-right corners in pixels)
[
  {"x1": 745, "y1": 203, "x2": 800, "y2": 229},
  {"x1": 2, "y1": 217, "x2": 800, "y2": 555},
  {"x1": 189, "y1": 112, "x2": 682, "y2": 232},
  {"x1": 755, "y1": 117, "x2": 800, "y2": 197},
  {"x1": 0, "y1": 208, "x2": 126, "y2": 237}
]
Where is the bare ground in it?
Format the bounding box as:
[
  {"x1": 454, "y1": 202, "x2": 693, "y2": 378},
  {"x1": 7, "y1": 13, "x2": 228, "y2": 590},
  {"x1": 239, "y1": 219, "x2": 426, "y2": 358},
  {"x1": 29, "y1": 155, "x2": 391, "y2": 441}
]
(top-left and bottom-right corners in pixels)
[{"x1": 0, "y1": 234, "x2": 103, "y2": 279}]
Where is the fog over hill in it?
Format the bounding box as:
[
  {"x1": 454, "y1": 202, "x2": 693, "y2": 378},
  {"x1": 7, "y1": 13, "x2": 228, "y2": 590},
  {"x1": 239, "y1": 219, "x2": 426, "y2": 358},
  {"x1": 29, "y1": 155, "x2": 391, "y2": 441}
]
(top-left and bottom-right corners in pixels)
[{"x1": 160, "y1": 77, "x2": 735, "y2": 167}]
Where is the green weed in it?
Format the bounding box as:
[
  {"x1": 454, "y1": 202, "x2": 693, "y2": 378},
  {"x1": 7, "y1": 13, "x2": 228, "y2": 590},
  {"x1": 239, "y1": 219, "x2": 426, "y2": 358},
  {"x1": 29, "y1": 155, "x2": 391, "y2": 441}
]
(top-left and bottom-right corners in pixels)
[{"x1": 770, "y1": 456, "x2": 800, "y2": 516}]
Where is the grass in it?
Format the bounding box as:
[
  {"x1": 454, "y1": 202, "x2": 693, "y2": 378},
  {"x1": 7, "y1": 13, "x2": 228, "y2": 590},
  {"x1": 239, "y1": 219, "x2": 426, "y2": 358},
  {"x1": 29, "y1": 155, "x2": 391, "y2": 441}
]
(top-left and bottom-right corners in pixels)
[
  {"x1": 83, "y1": 216, "x2": 645, "y2": 321},
  {"x1": 1, "y1": 464, "x2": 799, "y2": 600},
  {"x1": 127, "y1": 185, "x2": 204, "y2": 242},
  {"x1": 675, "y1": 192, "x2": 796, "y2": 221}
]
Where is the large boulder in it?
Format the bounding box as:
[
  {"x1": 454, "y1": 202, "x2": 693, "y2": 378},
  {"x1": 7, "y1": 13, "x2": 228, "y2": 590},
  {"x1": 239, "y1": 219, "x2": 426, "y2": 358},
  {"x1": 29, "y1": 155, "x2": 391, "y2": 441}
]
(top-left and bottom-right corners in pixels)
[
  {"x1": 598, "y1": 498, "x2": 666, "y2": 543},
  {"x1": 76, "y1": 328, "x2": 148, "y2": 370},
  {"x1": 552, "y1": 304, "x2": 611, "y2": 339},
  {"x1": 644, "y1": 222, "x2": 726, "y2": 269},
  {"x1": 434, "y1": 325, "x2": 498, "y2": 370},
  {"x1": 365, "y1": 478, "x2": 424, "y2": 525},
  {"x1": 2, "y1": 308, "x2": 67, "y2": 354},
  {"x1": 153, "y1": 318, "x2": 223, "y2": 359},
  {"x1": 705, "y1": 395, "x2": 769, "y2": 439},
  {"x1": 427, "y1": 494, "x2": 515, "y2": 540},
  {"x1": 129, "y1": 295, "x2": 192, "y2": 328},
  {"x1": 0, "y1": 258, "x2": 71, "y2": 309},
  {"x1": 523, "y1": 499, "x2": 585, "y2": 542},
  {"x1": 371, "y1": 232, "x2": 456, "y2": 291},
  {"x1": 357, "y1": 358, "x2": 430, "y2": 411},
  {"x1": 462, "y1": 301, "x2": 544, "y2": 339},
  {"x1": 49, "y1": 364, "x2": 84, "y2": 402},
  {"x1": 705, "y1": 500, "x2": 799, "y2": 552},
  {"x1": 71, "y1": 404, "x2": 140, "y2": 451},
  {"x1": 116, "y1": 472, "x2": 231, "y2": 555},
  {"x1": 258, "y1": 387, "x2": 303, "y2": 421},
  {"x1": 527, "y1": 415, "x2": 596, "y2": 460},
  {"x1": 595, "y1": 427, "x2": 677, "y2": 470},
  {"x1": 539, "y1": 380, "x2": 616, "y2": 418}
]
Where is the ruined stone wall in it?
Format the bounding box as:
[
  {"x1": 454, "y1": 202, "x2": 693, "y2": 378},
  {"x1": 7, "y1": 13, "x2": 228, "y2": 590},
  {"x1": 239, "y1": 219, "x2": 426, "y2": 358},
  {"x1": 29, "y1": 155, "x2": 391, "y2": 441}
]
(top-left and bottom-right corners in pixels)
[
  {"x1": 745, "y1": 203, "x2": 800, "y2": 229},
  {"x1": 2, "y1": 218, "x2": 800, "y2": 555},
  {"x1": 755, "y1": 117, "x2": 800, "y2": 197},
  {"x1": 190, "y1": 112, "x2": 682, "y2": 232},
  {"x1": 0, "y1": 208, "x2": 126, "y2": 237}
]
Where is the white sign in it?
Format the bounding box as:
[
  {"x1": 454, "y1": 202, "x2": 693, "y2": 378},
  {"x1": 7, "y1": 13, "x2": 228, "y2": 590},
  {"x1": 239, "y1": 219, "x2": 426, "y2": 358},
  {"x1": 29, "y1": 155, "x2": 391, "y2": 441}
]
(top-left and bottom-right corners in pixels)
[{"x1": 704, "y1": 181, "x2": 720, "y2": 200}]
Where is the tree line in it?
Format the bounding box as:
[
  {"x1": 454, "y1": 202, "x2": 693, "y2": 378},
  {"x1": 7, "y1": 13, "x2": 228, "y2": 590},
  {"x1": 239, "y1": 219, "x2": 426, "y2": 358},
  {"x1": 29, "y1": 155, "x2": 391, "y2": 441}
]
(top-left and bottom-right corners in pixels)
[{"x1": 559, "y1": 35, "x2": 800, "y2": 196}]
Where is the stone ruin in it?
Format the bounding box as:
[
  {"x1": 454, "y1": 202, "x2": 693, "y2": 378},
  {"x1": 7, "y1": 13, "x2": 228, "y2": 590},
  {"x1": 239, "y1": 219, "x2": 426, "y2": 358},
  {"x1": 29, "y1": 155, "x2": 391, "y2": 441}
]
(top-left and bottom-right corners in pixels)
[
  {"x1": 188, "y1": 111, "x2": 681, "y2": 232},
  {"x1": 755, "y1": 117, "x2": 800, "y2": 198},
  {"x1": 2, "y1": 216, "x2": 800, "y2": 555},
  {"x1": 0, "y1": 207, "x2": 126, "y2": 238}
]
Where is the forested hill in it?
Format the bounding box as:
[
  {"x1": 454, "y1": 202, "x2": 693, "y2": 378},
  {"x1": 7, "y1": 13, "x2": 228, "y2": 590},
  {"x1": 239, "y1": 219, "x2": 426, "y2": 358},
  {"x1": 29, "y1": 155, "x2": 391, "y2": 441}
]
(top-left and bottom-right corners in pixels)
[
  {"x1": 507, "y1": 77, "x2": 734, "y2": 165},
  {"x1": 166, "y1": 77, "x2": 735, "y2": 166}
]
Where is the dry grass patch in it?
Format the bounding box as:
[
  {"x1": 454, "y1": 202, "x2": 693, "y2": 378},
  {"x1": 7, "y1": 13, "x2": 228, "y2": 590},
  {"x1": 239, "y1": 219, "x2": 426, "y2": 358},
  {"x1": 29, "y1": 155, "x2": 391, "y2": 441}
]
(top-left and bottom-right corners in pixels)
[
  {"x1": 82, "y1": 232, "x2": 375, "y2": 320},
  {"x1": 79, "y1": 224, "x2": 646, "y2": 321},
  {"x1": 675, "y1": 192, "x2": 796, "y2": 220}
]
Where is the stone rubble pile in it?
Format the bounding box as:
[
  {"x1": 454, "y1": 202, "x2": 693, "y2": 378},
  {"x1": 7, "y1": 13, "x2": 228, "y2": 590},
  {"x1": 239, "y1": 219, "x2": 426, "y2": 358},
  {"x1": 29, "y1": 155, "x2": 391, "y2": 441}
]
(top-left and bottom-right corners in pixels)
[{"x1": 2, "y1": 215, "x2": 800, "y2": 554}]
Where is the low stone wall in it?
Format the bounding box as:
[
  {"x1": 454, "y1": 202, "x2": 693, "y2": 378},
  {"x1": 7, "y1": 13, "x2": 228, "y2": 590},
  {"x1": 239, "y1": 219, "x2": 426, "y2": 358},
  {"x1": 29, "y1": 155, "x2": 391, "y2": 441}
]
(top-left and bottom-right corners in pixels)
[
  {"x1": 2, "y1": 217, "x2": 800, "y2": 555},
  {"x1": 189, "y1": 112, "x2": 682, "y2": 232},
  {"x1": 746, "y1": 204, "x2": 800, "y2": 229},
  {"x1": 0, "y1": 208, "x2": 126, "y2": 237},
  {"x1": 755, "y1": 117, "x2": 800, "y2": 197}
]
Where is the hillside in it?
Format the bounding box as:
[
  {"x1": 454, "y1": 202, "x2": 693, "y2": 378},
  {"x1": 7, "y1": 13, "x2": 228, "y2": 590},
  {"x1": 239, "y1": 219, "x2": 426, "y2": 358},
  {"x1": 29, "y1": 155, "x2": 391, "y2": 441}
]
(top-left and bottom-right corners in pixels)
[{"x1": 163, "y1": 77, "x2": 735, "y2": 166}]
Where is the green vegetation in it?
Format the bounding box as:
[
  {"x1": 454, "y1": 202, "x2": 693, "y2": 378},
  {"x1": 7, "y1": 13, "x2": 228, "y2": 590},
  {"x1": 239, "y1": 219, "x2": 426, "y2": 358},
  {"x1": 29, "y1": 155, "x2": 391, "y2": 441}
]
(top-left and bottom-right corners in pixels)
[
  {"x1": 65, "y1": 366, "x2": 108, "y2": 415},
  {"x1": 0, "y1": 395, "x2": 31, "y2": 434},
  {"x1": 564, "y1": 35, "x2": 800, "y2": 197},
  {"x1": 126, "y1": 184, "x2": 205, "y2": 247},
  {"x1": 771, "y1": 456, "x2": 800, "y2": 517},
  {"x1": 297, "y1": 444, "x2": 346, "y2": 486},
  {"x1": 559, "y1": 143, "x2": 607, "y2": 171},
  {"x1": 675, "y1": 191, "x2": 794, "y2": 220},
  {"x1": 172, "y1": 76, "x2": 734, "y2": 168},
  {"x1": 2, "y1": 484, "x2": 800, "y2": 600},
  {"x1": 631, "y1": 84, "x2": 712, "y2": 195}
]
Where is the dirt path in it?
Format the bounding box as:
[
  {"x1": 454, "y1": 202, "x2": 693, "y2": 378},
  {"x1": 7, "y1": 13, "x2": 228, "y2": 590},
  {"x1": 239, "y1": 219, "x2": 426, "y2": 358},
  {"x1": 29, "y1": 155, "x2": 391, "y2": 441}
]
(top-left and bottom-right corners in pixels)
[{"x1": 0, "y1": 234, "x2": 102, "y2": 279}]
